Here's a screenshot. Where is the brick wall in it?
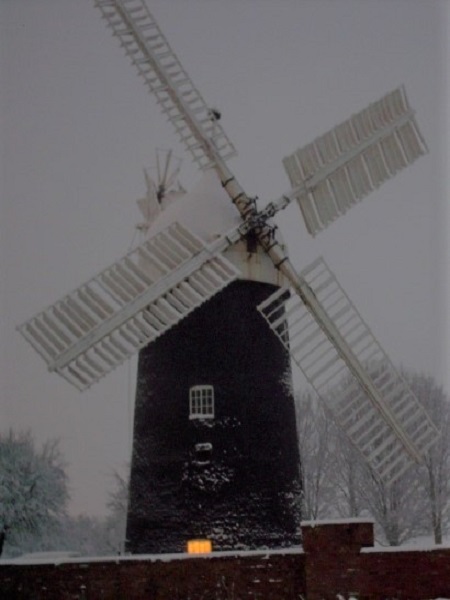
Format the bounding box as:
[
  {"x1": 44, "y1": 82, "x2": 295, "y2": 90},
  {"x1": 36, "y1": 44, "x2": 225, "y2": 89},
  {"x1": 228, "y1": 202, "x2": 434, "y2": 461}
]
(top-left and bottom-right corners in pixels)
[
  {"x1": 359, "y1": 546, "x2": 450, "y2": 599},
  {"x1": 301, "y1": 519, "x2": 450, "y2": 600},
  {"x1": 301, "y1": 519, "x2": 374, "y2": 599},
  {"x1": 1, "y1": 520, "x2": 450, "y2": 599},
  {"x1": 0, "y1": 551, "x2": 305, "y2": 599}
]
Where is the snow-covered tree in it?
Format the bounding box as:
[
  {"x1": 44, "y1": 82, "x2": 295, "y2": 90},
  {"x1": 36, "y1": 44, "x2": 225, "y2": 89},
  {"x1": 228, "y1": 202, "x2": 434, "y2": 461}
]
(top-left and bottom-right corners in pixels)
[
  {"x1": 11, "y1": 513, "x2": 111, "y2": 557},
  {"x1": 0, "y1": 430, "x2": 69, "y2": 557}
]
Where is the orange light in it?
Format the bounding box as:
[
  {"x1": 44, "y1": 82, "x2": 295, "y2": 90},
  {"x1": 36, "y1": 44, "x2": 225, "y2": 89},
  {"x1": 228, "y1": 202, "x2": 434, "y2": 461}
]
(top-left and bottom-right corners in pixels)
[{"x1": 187, "y1": 539, "x2": 212, "y2": 554}]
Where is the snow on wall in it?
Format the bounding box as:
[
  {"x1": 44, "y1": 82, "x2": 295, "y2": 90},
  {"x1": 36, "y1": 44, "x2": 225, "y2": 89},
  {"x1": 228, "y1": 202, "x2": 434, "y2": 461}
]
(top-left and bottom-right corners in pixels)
[{"x1": 2, "y1": 521, "x2": 450, "y2": 599}]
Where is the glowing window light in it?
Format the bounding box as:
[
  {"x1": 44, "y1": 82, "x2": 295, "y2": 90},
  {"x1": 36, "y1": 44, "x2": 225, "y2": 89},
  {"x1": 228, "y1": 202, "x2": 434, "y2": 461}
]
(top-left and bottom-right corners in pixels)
[{"x1": 187, "y1": 539, "x2": 212, "y2": 554}]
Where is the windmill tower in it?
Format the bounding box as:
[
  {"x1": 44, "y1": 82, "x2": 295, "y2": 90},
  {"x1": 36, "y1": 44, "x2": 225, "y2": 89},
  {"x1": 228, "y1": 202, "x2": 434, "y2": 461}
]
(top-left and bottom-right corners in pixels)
[
  {"x1": 19, "y1": 0, "x2": 439, "y2": 554},
  {"x1": 129, "y1": 156, "x2": 301, "y2": 553}
]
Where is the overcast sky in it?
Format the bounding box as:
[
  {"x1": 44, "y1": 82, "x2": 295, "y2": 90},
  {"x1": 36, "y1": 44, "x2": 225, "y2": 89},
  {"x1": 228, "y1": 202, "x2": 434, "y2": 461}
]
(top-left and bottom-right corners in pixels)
[{"x1": 1, "y1": 0, "x2": 449, "y2": 517}]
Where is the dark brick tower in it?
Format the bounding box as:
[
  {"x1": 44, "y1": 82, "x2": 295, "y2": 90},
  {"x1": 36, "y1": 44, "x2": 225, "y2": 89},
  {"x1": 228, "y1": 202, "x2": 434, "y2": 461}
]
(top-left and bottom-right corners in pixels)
[{"x1": 125, "y1": 172, "x2": 302, "y2": 553}]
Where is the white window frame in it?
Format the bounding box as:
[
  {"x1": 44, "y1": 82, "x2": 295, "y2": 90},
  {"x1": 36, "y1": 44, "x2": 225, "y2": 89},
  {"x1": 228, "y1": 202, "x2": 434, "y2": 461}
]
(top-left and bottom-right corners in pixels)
[{"x1": 189, "y1": 385, "x2": 214, "y2": 419}]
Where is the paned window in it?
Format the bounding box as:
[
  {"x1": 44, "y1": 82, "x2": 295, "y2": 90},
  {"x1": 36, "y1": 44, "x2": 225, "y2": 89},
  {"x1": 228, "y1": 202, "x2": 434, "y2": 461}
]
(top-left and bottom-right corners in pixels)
[{"x1": 189, "y1": 385, "x2": 214, "y2": 419}]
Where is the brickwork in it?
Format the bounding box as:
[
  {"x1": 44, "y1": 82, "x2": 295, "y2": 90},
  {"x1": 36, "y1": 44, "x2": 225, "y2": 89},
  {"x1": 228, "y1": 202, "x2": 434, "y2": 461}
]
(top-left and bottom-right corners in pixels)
[
  {"x1": 2, "y1": 520, "x2": 450, "y2": 599},
  {"x1": 359, "y1": 546, "x2": 450, "y2": 599},
  {"x1": 128, "y1": 280, "x2": 301, "y2": 553},
  {"x1": 301, "y1": 520, "x2": 450, "y2": 600},
  {"x1": 301, "y1": 520, "x2": 374, "y2": 599},
  {"x1": 0, "y1": 551, "x2": 305, "y2": 599}
]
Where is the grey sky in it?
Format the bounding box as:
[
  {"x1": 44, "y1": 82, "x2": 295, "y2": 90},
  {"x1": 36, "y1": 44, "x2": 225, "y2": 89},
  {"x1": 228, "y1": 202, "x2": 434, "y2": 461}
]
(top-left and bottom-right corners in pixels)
[{"x1": 1, "y1": 0, "x2": 448, "y2": 516}]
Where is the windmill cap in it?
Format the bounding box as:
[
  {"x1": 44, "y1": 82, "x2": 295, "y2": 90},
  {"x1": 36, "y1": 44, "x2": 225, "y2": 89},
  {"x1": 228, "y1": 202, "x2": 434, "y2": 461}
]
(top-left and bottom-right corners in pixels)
[{"x1": 145, "y1": 169, "x2": 287, "y2": 287}]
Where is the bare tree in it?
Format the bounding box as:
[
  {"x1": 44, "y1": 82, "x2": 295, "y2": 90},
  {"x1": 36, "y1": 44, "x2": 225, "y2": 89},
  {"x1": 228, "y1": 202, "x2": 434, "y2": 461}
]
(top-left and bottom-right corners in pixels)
[
  {"x1": 104, "y1": 467, "x2": 129, "y2": 554},
  {"x1": 295, "y1": 391, "x2": 333, "y2": 520},
  {"x1": 327, "y1": 428, "x2": 366, "y2": 519},
  {"x1": 295, "y1": 369, "x2": 449, "y2": 545},
  {"x1": 356, "y1": 465, "x2": 427, "y2": 545},
  {"x1": 405, "y1": 373, "x2": 450, "y2": 543}
]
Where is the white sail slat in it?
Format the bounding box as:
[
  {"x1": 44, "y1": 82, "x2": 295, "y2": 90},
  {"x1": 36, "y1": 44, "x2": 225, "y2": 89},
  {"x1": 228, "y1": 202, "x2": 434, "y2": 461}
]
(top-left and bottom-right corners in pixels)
[
  {"x1": 295, "y1": 142, "x2": 322, "y2": 179},
  {"x1": 282, "y1": 155, "x2": 303, "y2": 187},
  {"x1": 97, "y1": 274, "x2": 128, "y2": 306},
  {"x1": 122, "y1": 257, "x2": 153, "y2": 286},
  {"x1": 351, "y1": 108, "x2": 374, "y2": 141},
  {"x1": 145, "y1": 238, "x2": 179, "y2": 270},
  {"x1": 295, "y1": 193, "x2": 323, "y2": 236},
  {"x1": 92, "y1": 343, "x2": 118, "y2": 369},
  {"x1": 141, "y1": 308, "x2": 165, "y2": 332},
  {"x1": 311, "y1": 180, "x2": 339, "y2": 226},
  {"x1": 25, "y1": 322, "x2": 58, "y2": 359},
  {"x1": 362, "y1": 144, "x2": 390, "y2": 188},
  {"x1": 396, "y1": 120, "x2": 426, "y2": 164},
  {"x1": 315, "y1": 130, "x2": 340, "y2": 164},
  {"x1": 52, "y1": 306, "x2": 85, "y2": 339},
  {"x1": 155, "y1": 231, "x2": 190, "y2": 264},
  {"x1": 41, "y1": 314, "x2": 72, "y2": 348},
  {"x1": 163, "y1": 291, "x2": 189, "y2": 314},
  {"x1": 380, "y1": 132, "x2": 408, "y2": 174},
  {"x1": 109, "y1": 267, "x2": 139, "y2": 298},
  {"x1": 328, "y1": 167, "x2": 355, "y2": 214},
  {"x1": 101, "y1": 272, "x2": 133, "y2": 303},
  {"x1": 346, "y1": 155, "x2": 373, "y2": 199},
  {"x1": 136, "y1": 246, "x2": 168, "y2": 278},
  {"x1": 115, "y1": 263, "x2": 146, "y2": 294},
  {"x1": 334, "y1": 120, "x2": 359, "y2": 153},
  {"x1": 60, "y1": 300, "x2": 92, "y2": 332},
  {"x1": 77, "y1": 288, "x2": 111, "y2": 320},
  {"x1": 130, "y1": 315, "x2": 157, "y2": 341}
]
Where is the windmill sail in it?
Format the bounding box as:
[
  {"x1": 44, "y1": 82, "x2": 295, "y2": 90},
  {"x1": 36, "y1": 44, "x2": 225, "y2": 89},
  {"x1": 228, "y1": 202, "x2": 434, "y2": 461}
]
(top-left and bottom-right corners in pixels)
[
  {"x1": 94, "y1": 0, "x2": 236, "y2": 170},
  {"x1": 257, "y1": 257, "x2": 439, "y2": 484},
  {"x1": 282, "y1": 86, "x2": 427, "y2": 236},
  {"x1": 19, "y1": 222, "x2": 240, "y2": 390}
]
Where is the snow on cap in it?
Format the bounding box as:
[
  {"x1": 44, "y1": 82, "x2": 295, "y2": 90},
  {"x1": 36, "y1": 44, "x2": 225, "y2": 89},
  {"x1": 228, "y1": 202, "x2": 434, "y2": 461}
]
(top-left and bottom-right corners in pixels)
[{"x1": 146, "y1": 169, "x2": 241, "y2": 244}]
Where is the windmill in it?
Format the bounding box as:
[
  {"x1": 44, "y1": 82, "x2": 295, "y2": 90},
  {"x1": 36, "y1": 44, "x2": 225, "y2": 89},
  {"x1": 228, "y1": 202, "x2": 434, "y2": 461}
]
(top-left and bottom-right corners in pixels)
[{"x1": 18, "y1": 0, "x2": 439, "y2": 553}]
